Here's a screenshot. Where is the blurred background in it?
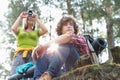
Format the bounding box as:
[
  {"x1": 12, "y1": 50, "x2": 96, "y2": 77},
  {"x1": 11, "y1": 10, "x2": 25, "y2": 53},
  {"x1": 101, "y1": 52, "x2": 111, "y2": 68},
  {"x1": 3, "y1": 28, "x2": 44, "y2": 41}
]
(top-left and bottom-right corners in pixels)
[{"x1": 0, "y1": 0, "x2": 120, "y2": 79}]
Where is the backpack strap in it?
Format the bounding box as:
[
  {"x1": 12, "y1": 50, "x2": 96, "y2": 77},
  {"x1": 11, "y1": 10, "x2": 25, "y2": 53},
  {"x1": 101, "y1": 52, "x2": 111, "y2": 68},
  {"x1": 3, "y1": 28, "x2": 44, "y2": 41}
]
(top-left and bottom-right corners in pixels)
[{"x1": 86, "y1": 39, "x2": 99, "y2": 65}]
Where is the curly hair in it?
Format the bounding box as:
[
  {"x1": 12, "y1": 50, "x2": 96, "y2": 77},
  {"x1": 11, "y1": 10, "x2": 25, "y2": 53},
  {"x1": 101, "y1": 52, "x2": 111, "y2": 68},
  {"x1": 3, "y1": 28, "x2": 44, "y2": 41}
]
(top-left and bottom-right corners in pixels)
[{"x1": 56, "y1": 16, "x2": 79, "y2": 35}]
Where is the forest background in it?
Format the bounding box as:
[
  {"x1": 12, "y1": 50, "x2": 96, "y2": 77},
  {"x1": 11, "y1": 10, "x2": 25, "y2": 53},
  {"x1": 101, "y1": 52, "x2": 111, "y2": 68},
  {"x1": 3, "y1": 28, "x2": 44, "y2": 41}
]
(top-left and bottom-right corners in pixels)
[{"x1": 0, "y1": 0, "x2": 120, "y2": 80}]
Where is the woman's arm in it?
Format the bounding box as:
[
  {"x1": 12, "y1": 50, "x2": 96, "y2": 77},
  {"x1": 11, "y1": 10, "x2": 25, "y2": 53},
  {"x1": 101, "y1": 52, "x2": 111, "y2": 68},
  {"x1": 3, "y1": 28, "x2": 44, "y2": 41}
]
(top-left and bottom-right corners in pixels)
[
  {"x1": 11, "y1": 12, "x2": 27, "y2": 34},
  {"x1": 11, "y1": 16, "x2": 22, "y2": 34},
  {"x1": 34, "y1": 13, "x2": 48, "y2": 36},
  {"x1": 37, "y1": 19, "x2": 48, "y2": 35}
]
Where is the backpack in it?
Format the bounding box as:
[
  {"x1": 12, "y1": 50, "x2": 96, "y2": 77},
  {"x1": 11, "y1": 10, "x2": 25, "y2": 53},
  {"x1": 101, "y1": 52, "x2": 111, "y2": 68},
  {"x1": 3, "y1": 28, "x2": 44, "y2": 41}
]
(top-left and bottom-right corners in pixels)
[
  {"x1": 16, "y1": 62, "x2": 34, "y2": 74},
  {"x1": 84, "y1": 35, "x2": 107, "y2": 56}
]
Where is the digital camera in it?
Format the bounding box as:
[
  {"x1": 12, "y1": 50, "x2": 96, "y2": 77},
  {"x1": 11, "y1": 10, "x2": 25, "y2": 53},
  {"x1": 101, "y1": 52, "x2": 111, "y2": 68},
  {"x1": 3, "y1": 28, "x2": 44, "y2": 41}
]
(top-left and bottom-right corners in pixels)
[{"x1": 28, "y1": 10, "x2": 33, "y2": 17}]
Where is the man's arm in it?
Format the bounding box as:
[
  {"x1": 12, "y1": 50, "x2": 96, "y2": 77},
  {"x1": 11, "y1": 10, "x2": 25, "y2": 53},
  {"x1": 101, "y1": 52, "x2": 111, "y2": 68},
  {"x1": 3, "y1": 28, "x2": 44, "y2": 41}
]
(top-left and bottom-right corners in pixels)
[{"x1": 32, "y1": 32, "x2": 73, "y2": 61}]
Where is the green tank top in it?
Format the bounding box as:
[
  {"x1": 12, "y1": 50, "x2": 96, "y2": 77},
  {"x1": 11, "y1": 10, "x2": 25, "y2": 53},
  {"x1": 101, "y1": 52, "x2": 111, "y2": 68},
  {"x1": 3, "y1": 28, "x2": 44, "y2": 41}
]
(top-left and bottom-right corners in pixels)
[{"x1": 16, "y1": 28, "x2": 40, "y2": 48}]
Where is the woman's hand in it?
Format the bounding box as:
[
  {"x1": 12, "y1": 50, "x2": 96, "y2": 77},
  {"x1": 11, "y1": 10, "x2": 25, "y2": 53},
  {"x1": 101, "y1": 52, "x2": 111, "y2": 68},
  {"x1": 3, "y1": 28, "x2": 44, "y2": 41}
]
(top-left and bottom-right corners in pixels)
[
  {"x1": 33, "y1": 13, "x2": 38, "y2": 21},
  {"x1": 19, "y1": 11, "x2": 28, "y2": 19}
]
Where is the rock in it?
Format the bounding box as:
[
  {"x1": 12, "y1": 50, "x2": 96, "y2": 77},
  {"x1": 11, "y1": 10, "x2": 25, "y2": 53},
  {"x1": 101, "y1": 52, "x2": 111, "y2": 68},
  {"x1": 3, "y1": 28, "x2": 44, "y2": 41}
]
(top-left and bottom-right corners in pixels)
[{"x1": 53, "y1": 64, "x2": 120, "y2": 80}]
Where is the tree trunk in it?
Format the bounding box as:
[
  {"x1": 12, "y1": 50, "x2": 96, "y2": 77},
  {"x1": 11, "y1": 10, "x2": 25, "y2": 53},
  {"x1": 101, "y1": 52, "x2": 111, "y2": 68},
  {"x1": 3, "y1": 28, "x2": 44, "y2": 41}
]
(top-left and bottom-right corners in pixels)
[
  {"x1": 66, "y1": 0, "x2": 75, "y2": 16},
  {"x1": 111, "y1": 46, "x2": 120, "y2": 64},
  {"x1": 104, "y1": 0, "x2": 114, "y2": 63}
]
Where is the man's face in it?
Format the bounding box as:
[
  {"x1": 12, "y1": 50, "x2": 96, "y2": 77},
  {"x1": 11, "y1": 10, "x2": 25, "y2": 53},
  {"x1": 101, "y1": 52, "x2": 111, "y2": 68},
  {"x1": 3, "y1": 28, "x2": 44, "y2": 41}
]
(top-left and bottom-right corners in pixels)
[{"x1": 62, "y1": 21, "x2": 74, "y2": 34}]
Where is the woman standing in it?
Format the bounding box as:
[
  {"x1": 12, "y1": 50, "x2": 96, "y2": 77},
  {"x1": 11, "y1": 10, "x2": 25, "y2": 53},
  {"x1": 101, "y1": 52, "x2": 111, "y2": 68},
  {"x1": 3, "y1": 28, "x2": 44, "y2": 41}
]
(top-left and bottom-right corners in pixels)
[{"x1": 11, "y1": 10, "x2": 48, "y2": 75}]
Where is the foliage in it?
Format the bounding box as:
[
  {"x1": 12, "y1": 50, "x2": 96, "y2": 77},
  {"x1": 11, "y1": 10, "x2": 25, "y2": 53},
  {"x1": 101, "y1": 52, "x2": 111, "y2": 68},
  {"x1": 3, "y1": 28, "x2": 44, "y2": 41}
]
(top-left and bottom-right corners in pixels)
[{"x1": 0, "y1": 64, "x2": 10, "y2": 79}]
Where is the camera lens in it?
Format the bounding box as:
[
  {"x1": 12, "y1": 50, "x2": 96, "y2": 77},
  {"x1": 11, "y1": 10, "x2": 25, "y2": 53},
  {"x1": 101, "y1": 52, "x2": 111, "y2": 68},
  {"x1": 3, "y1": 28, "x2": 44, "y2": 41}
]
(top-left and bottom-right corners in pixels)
[{"x1": 28, "y1": 10, "x2": 33, "y2": 16}]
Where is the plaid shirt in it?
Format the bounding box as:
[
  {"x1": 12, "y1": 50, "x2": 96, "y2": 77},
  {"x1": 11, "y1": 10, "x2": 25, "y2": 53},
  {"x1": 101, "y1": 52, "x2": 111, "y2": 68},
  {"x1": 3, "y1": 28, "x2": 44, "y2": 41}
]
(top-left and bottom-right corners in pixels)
[{"x1": 70, "y1": 35, "x2": 90, "y2": 55}]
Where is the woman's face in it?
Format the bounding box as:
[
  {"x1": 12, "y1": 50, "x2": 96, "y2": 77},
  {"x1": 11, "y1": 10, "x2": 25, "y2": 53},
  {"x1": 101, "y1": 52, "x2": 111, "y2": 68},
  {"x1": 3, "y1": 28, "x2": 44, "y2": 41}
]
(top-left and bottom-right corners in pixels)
[
  {"x1": 62, "y1": 21, "x2": 74, "y2": 34},
  {"x1": 27, "y1": 16, "x2": 35, "y2": 25}
]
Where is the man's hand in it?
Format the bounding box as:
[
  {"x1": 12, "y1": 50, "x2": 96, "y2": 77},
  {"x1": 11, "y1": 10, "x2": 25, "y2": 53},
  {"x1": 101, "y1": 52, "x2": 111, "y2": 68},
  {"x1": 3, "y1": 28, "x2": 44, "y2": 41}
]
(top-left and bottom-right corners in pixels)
[
  {"x1": 34, "y1": 44, "x2": 46, "y2": 58},
  {"x1": 32, "y1": 44, "x2": 46, "y2": 61}
]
